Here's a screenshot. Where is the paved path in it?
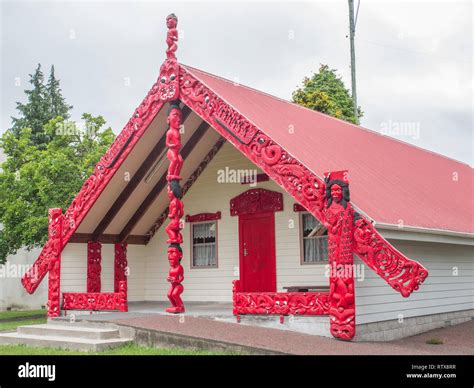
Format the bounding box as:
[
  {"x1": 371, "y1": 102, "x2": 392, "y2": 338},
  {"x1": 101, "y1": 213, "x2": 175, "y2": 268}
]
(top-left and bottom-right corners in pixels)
[{"x1": 107, "y1": 314, "x2": 474, "y2": 355}]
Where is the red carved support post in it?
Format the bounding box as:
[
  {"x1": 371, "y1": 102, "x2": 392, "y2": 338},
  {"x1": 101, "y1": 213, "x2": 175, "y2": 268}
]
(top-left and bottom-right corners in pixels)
[
  {"x1": 114, "y1": 242, "x2": 128, "y2": 293},
  {"x1": 114, "y1": 242, "x2": 128, "y2": 312},
  {"x1": 87, "y1": 241, "x2": 101, "y2": 293},
  {"x1": 323, "y1": 171, "x2": 356, "y2": 341},
  {"x1": 160, "y1": 14, "x2": 185, "y2": 314},
  {"x1": 47, "y1": 208, "x2": 63, "y2": 317}
]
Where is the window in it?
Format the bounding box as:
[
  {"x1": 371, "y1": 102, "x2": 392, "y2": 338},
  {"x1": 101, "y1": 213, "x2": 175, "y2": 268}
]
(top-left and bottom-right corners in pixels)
[
  {"x1": 191, "y1": 221, "x2": 217, "y2": 268},
  {"x1": 301, "y1": 213, "x2": 328, "y2": 263}
]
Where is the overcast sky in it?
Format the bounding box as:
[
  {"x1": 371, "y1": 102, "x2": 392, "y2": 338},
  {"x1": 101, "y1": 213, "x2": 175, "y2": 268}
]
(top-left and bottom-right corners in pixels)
[{"x1": 1, "y1": 0, "x2": 472, "y2": 165}]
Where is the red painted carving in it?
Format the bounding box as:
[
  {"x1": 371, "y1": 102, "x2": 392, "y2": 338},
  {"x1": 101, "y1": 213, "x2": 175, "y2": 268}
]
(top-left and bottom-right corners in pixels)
[
  {"x1": 163, "y1": 31, "x2": 185, "y2": 314},
  {"x1": 166, "y1": 184, "x2": 184, "y2": 244},
  {"x1": 323, "y1": 171, "x2": 356, "y2": 340},
  {"x1": 166, "y1": 245, "x2": 185, "y2": 313},
  {"x1": 230, "y1": 188, "x2": 283, "y2": 216},
  {"x1": 114, "y1": 242, "x2": 128, "y2": 293},
  {"x1": 87, "y1": 241, "x2": 101, "y2": 293},
  {"x1": 166, "y1": 13, "x2": 178, "y2": 60},
  {"x1": 146, "y1": 137, "x2": 226, "y2": 242},
  {"x1": 159, "y1": 14, "x2": 180, "y2": 102},
  {"x1": 232, "y1": 280, "x2": 329, "y2": 316},
  {"x1": 47, "y1": 208, "x2": 62, "y2": 318},
  {"x1": 166, "y1": 102, "x2": 184, "y2": 180},
  {"x1": 185, "y1": 212, "x2": 221, "y2": 223},
  {"x1": 62, "y1": 281, "x2": 127, "y2": 312},
  {"x1": 179, "y1": 66, "x2": 428, "y2": 301}
]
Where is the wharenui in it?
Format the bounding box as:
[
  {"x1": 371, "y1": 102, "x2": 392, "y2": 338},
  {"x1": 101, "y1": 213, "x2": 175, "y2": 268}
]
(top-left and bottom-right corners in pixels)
[{"x1": 21, "y1": 14, "x2": 473, "y2": 341}]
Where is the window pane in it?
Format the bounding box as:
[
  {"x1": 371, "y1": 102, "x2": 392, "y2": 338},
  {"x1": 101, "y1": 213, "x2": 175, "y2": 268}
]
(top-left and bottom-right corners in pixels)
[
  {"x1": 193, "y1": 244, "x2": 216, "y2": 267},
  {"x1": 301, "y1": 213, "x2": 328, "y2": 263},
  {"x1": 302, "y1": 213, "x2": 317, "y2": 237},
  {"x1": 192, "y1": 222, "x2": 217, "y2": 267}
]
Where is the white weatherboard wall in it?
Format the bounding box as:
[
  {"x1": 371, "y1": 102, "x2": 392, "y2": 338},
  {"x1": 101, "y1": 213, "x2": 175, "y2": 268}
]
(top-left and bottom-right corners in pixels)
[
  {"x1": 144, "y1": 142, "x2": 328, "y2": 302},
  {"x1": 354, "y1": 240, "x2": 474, "y2": 325},
  {"x1": 0, "y1": 247, "x2": 47, "y2": 310}
]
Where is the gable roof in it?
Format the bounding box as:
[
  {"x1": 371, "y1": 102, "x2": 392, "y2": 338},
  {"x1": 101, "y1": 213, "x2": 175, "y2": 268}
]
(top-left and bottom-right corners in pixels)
[{"x1": 182, "y1": 65, "x2": 474, "y2": 235}]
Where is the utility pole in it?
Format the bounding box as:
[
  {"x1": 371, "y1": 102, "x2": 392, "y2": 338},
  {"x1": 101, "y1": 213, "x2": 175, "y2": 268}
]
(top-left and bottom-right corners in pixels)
[{"x1": 348, "y1": 0, "x2": 358, "y2": 122}]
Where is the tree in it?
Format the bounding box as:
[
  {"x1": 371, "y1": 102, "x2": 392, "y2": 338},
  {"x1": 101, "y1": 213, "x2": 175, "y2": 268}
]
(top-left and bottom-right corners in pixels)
[
  {"x1": 0, "y1": 114, "x2": 115, "y2": 263},
  {"x1": 10, "y1": 64, "x2": 50, "y2": 144},
  {"x1": 47, "y1": 65, "x2": 73, "y2": 121},
  {"x1": 292, "y1": 64, "x2": 363, "y2": 125},
  {"x1": 10, "y1": 64, "x2": 73, "y2": 147}
]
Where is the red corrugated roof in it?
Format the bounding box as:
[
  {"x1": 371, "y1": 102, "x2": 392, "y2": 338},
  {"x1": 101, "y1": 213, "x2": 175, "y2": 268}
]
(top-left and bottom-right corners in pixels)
[{"x1": 183, "y1": 65, "x2": 474, "y2": 235}]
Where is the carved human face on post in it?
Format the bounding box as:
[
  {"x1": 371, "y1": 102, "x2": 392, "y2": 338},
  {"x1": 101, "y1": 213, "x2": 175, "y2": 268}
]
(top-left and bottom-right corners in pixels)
[
  {"x1": 167, "y1": 107, "x2": 182, "y2": 129},
  {"x1": 159, "y1": 60, "x2": 179, "y2": 101},
  {"x1": 167, "y1": 184, "x2": 173, "y2": 200},
  {"x1": 166, "y1": 14, "x2": 177, "y2": 29},
  {"x1": 330, "y1": 184, "x2": 343, "y2": 203},
  {"x1": 168, "y1": 246, "x2": 182, "y2": 266}
]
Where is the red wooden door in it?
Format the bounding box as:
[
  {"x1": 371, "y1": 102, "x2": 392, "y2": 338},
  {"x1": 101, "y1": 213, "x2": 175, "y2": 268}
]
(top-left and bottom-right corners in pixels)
[{"x1": 239, "y1": 212, "x2": 276, "y2": 292}]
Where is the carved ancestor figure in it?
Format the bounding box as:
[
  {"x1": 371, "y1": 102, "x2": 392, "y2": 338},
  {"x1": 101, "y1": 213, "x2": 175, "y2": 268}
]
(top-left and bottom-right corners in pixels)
[
  {"x1": 166, "y1": 244, "x2": 185, "y2": 313},
  {"x1": 166, "y1": 101, "x2": 183, "y2": 181},
  {"x1": 166, "y1": 14, "x2": 178, "y2": 60},
  {"x1": 323, "y1": 171, "x2": 356, "y2": 341},
  {"x1": 165, "y1": 180, "x2": 184, "y2": 244}
]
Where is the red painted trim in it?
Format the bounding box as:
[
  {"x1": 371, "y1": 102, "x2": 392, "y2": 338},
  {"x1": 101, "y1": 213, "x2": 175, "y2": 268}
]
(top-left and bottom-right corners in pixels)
[
  {"x1": 230, "y1": 188, "x2": 283, "y2": 216},
  {"x1": 232, "y1": 280, "x2": 329, "y2": 316},
  {"x1": 87, "y1": 241, "x2": 101, "y2": 293},
  {"x1": 293, "y1": 203, "x2": 307, "y2": 212},
  {"x1": 240, "y1": 173, "x2": 269, "y2": 185},
  {"x1": 62, "y1": 281, "x2": 127, "y2": 312},
  {"x1": 47, "y1": 208, "x2": 62, "y2": 318},
  {"x1": 189, "y1": 220, "x2": 219, "y2": 270},
  {"x1": 185, "y1": 211, "x2": 221, "y2": 223},
  {"x1": 114, "y1": 242, "x2": 128, "y2": 293},
  {"x1": 238, "y1": 212, "x2": 276, "y2": 293},
  {"x1": 179, "y1": 65, "x2": 428, "y2": 298}
]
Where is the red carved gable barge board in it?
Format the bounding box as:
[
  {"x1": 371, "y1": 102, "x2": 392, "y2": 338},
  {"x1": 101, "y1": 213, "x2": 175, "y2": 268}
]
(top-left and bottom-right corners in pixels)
[{"x1": 21, "y1": 81, "x2": 167, "y2": 294}]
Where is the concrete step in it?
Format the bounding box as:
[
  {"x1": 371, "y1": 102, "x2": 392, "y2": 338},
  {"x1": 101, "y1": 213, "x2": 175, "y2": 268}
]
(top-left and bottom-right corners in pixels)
[
  {"x1": 17, "y1": 324, "x2": 120, "y2": 340},
  {"x1": 0, "y1": 331, "x2": 133, "y2": 352},
  {"x1": 0, "y1": 321, "x2": 134, "y2": 352}
]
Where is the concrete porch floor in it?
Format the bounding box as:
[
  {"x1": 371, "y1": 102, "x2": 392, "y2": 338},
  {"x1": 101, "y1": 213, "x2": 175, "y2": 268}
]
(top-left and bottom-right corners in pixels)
[
  {"x1": 56, "y1": 301, "x2": 331, "y2": 338},
  {"x1": 60, "y1": 301, "x2": 235, "y2": 321}
]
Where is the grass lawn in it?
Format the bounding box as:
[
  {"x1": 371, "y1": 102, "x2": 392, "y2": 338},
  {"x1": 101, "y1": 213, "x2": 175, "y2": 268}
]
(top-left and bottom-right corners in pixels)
[
  {"x1": 0, "y1": 343, "x2": 236, "y2": 355},
  {"x1": 0, "y1": 309, "x2": 46, "y2": 320},
  {"x1": 0, "y1": 318, "x2": 47, "y2": 332}
]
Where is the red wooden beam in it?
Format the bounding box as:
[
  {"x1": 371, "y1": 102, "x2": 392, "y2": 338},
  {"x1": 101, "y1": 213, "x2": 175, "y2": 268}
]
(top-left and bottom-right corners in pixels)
[
  {"x1": 69, "y1": 233, "x2": 147, "y2": 245},
  {"x1": 185, "y1": 211, "x2": 221, "y2": 223},
  {"x1": 47, "y1": 208, "x2": 62, "y2": 318}
]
